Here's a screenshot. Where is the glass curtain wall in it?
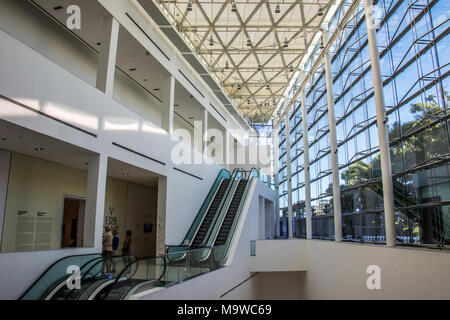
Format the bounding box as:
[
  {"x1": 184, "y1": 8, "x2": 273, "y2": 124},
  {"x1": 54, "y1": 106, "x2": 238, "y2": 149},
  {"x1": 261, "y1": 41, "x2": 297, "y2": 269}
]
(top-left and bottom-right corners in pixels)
[{"x1": 278, "y1": 0, "x2": 450, "y2": 246}]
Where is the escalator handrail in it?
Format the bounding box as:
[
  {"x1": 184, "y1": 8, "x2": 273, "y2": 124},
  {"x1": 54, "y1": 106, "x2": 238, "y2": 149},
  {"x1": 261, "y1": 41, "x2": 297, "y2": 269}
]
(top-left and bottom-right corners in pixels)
[
  {"x1": 62, "y1": 255, "x2": 137, "y2": 300},
  {"x1": 182, "y1": 168, "x2": 231, "y2": 244},
  {"x1": 200, "y1": 168, "x2": 245, "y2": 247},
  {"x1": 19, "y1": 252, "x2": 102, "y2": 300},
  {"x1": 62, "y1": 256, "x2": 106, "y2": 300},
  {"x1": 101, "y1": 254, "x2": 167, "y2": 300}
]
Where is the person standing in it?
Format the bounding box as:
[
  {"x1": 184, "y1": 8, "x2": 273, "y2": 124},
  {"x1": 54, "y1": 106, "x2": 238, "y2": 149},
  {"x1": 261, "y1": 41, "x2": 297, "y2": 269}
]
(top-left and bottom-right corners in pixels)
[
  {"x1": 112, "y1": 229, "x2": 120, "y2": 256},
  {"x1": 122, "y1": 230, "x2": 132, "y2": 265},
  {"x1": 102, "y1": 225, "x2": 113, "y2": 277}
]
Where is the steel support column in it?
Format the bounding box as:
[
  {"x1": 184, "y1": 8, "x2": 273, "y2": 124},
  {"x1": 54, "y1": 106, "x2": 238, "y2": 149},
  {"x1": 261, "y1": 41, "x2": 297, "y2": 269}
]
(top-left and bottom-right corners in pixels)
[
  {"x1": 285, "y1": 112, "x2": 293, "y2": 238},
  {"x1": 322, "y1": 29, "x2": 342, "y2": 242},
  {"x1": 300, "y1": 70, "x2": 312, "y2": 240},
  {"x1": 363, "y1": 0, "x2": 396, "y2": 247},
  {"x1": 272, "y1": 118, "x2": 280, "y2": 237}
]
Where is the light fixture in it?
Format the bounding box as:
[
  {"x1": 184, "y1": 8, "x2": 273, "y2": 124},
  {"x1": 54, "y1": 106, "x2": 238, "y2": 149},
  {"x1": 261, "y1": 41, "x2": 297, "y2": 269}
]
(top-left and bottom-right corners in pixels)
[
  {"x1": 257, "y1": 64, "x2": 262, "y2": 71},
  {"x1": 209, "y1": 35, "x2": 214, "y2": 46},
  {"x1": 153, "y1": 88, "x2": 160, "y2": 91},
  {"x1": 289, "y1": 65, "x2": 294, "y2": 72},
  {"x1": 246, "y1": 38, "x2": 252, "y2": 47},
  {"x1": 318, "y1": 6, "x2": 324, "y2": 16},
  {"x1": 320, "y1": 39, "x2": 325, "y2": 49},
  {"x1": 266, "y1": 83, "x2": 270, "y2": 90},
  {"x1": 225, "y1": 60, "x2": 230, "y2": 69},
  {"x1": 247, "y1": 99, "x2": 251, "y2": 105},
  {"x1": 34, "y1": 147, "x2": 44, "y2": 151},
  {"x1": 129, "y1": 68, "x2": 137, "y2": 71},
  {"x1": 187, "y1": 0, "x2": 193, "y2": 12},
  {"x1": 231, "y1": 1, "x2": 237, "y2": 13},
  {"x1": 237, "y1": 83, "x2": 241, "y2": 90},
  {"x1": 53, "y1": 6, "x2": 63, "y2": 10},
  {"x1": 283, "y1": 37, "x2": 289, "y2": 48},
  {"x1": 275, "y1": 4, "x2": 280, "y2": 14}
]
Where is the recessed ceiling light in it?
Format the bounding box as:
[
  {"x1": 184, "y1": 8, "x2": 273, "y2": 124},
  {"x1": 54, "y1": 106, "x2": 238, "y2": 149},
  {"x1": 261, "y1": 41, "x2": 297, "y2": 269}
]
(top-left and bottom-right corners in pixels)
[
  {"x1": 53, "y1": 6, "x2": 63, "y2": 11},
  {"x1": 34, "y1": 147, "x2": 44, "y2": 151}
]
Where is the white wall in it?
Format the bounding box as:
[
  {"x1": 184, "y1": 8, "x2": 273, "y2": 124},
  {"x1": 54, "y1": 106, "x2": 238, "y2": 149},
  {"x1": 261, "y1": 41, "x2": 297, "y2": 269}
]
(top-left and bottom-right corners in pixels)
[
  {"x1": 248, "y1": 239, "x2": 450, "y2": 300},
  {"x1": 0, "y1": 23, "x2": 224, "y2": 298}
]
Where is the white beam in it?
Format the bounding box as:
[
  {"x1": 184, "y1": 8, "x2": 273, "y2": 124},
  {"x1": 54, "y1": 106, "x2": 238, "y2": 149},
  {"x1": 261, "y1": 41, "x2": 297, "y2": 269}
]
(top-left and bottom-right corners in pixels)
[
  {"x1": 285, "y1": 112, "x2": 293, "y2": 238},
  {"x1": 300, "y1": 71, "x2": 312, "y2": 240},
  {"x1": 323, "y1": 29, "x2": 342, "y2": 242},
  {"x1": 96, "y1": 17, "x2": 119, "y2": 96},
  {"x1": 161, "y1": 75, "x2": 175, "y2": 135},
  {"x1": 363, "y1": 0, "x2": 396, "y2": 247},
  {"x1": 84, "y1": 153, "x2": 108, "y2": 249}
]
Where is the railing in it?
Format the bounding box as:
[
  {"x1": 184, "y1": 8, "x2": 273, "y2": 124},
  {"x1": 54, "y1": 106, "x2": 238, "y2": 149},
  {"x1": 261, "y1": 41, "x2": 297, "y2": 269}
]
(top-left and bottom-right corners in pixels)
[
  {"x1": 60, "y1": 254, "x2": 138, "y2": 300},
  {"x1": 102, "y1": 245, "x2": 226, "y2": 299},
  {"x1": 20, "y1": 253, "x2": 102, "y2": 300},
  {"x1": 101, "y1": 255, "x2": 165, "y2": 300}
]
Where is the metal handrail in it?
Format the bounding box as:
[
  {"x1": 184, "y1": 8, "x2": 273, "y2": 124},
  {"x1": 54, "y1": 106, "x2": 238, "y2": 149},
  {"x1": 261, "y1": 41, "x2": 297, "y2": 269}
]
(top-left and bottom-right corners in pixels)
[{"x1": 20, "y1": 253, "x2": 102, "y2": 300}]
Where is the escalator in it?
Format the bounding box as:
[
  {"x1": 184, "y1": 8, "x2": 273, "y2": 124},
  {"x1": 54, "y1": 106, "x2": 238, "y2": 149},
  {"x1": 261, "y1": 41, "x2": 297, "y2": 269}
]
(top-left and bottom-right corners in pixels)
[
  {"x1": 49, "y1": 255, "x2": 138, "y2": 300},
  {"x1": 20, "y1": 253, "x2": 102, "y2": 300},
  {"x1": 214, "y1": 179, "x2": 248, "y2": 246},
  {"x1": 167, "y1": 169, "x2": 231, "y2": 254},
  {"x1": 191, "y1": 178, "x2": 230, "y2": 246}
]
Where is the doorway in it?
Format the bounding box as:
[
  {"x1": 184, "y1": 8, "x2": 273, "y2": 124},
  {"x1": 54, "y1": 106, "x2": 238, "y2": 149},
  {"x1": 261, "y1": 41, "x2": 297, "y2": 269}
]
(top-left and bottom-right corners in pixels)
[{"x1": 61, "y1": 196, "x2": 86, "y2": 248}]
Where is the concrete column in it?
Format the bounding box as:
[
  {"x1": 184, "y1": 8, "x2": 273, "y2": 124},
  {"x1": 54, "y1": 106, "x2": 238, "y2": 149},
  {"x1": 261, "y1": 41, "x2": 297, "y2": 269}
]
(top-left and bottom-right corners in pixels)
[
  {"x1": 202, "y1": 109, "x2": 208, "y2": 155},
  {"x1": 300, "y1": 70, "x2": 312, "y2": 240},
  {"x1": 272, "y1": 120, "x2": 280, "y2": 237},
  {"x1": 96, "y1": 17, "x2": 119, "y2": 97},
  {"x1": 0, "y1": 150, "x2": 11, "y2": 246},
  {"x1": 323, "y1": 29, "x2": 342, "y2": 242},
  {"x1": 157, "y1": 177, "x2": 167, "y2": 256},
  {"x1": 224, "y1": 130, "x2": 230, "y2": 168},
  {"x1": 364, "y1": 0, "x2": 396, "y2": 247},
  {"x1": 161, "y1": 75, "x2": 175, "y2": 135},
  {"x1": 84, "y1": 153, "x2": 108, "y2": 249},
  {"x1": 285, "y1": 112, "x2": 293, "y2": 238}
]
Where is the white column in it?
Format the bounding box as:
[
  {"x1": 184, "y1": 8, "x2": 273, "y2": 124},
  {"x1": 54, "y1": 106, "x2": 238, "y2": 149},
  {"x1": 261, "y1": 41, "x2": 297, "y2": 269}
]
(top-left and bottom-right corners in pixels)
[
  {"x1": 84, "y1": 153, "x2": 108, "y2": 249},
  {"x1": 272, "y1": 120, "x2": 280, "y2": 237},
  {"x1": 96, "y1": 17, "x2": 119, "y2": 96},
  {"x1": 285, "y1": 112, "x2": 293, "y2": 238},
  {"x1": 202, "y1": 109, "x2": 208, "y2": 155},
  {"x1": 323, "y1": 29, "x2": 342, "y2": 242},
  {"x1": 364, "y1": 0, "x2": 396, "y2": 247},
  {"x1": 157, "y1": 177, "x2": 167, "y2": 256},
  {"x1": 300, "y1": 70, "x2": 312, "y2": 240},
  {"x1": 161, "y1": 75, "x2": 175, "y2": 135},
  {"x1": 224, "y1": 130, "x2": 230, "y2": 168}
]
